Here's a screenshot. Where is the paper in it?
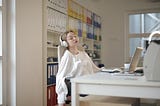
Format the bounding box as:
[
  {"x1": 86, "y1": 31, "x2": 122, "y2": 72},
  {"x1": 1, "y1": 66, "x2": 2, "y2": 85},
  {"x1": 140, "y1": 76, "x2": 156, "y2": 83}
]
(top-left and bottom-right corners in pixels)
[{"x1": 101, "y1": 67, "x2": 122, "y2": 73}]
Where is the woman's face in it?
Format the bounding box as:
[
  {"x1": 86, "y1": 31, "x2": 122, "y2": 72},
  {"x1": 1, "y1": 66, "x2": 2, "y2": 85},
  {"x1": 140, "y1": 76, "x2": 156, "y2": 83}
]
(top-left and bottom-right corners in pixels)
[{"x1": 66, "y1": 32, "x2": 79, "y2": 47}]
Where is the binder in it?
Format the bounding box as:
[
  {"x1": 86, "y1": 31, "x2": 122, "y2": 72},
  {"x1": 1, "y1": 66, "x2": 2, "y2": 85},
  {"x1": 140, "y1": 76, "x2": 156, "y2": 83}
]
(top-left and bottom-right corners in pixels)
[
  {"x1": 47, "y1": 65, "x2": 51, "y2": 85},
  {"x1": 47, "y1": 63, "x2": 58, "y2": 85}
]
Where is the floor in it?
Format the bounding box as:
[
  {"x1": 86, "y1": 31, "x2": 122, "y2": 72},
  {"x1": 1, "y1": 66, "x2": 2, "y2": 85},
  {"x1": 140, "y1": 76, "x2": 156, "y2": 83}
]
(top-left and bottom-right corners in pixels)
[
  {"x1": 141, "y1": 103, "x2": 157, "y2": 106},
  {"x1": 62, "y1": 96, "x2": 159, "y2": 106},
  {"x1": 65, "y1": 103, "x2": 157, "y2": 106}
]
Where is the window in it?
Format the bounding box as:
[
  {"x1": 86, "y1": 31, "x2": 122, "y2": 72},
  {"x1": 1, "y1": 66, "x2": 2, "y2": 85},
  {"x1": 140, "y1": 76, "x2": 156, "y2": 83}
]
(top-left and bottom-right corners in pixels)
[
  {"x1": 129, "y1": 12, "x2": 160, "y2": 56},
  {"x1": 129, "y1": 13, "x2": 160, "y2": 34},
  {"x1": 125, "y1": 10, "x2": 160, "y2": 63}
]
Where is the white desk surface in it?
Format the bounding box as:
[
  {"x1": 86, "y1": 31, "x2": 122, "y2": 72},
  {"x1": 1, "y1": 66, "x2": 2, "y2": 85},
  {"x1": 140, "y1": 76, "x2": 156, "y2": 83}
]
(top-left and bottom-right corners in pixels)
[
  {"x1": 71, "y1": 72, "x2": 160, "y2": 106},
  {"x1": 72, "y1": 72, "x2": 160, "y2": 87}
]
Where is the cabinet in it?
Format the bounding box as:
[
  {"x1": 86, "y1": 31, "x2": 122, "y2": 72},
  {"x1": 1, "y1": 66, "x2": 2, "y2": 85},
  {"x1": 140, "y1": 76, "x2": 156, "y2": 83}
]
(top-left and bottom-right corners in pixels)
[
  {"x1": 45, "y1": 0, "x2": 67, "y2": 106},
  {"x1": 44, "y1": 0, "x2": 102, "y2": 105}
]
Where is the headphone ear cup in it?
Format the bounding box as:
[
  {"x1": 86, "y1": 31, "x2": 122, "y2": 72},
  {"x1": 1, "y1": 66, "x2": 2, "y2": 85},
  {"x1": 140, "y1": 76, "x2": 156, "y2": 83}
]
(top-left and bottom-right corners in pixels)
[
  {"x1": 59, "y1": 33, "x2": 68, "y2": 47},
  {"x1": 62, "y1": 41, "x2": 68, "y2": 47}
]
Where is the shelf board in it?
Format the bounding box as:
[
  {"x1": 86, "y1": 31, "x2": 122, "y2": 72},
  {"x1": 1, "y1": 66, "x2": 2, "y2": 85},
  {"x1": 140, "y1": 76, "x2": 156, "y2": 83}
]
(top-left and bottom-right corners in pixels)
[
  {"x1": 83, "y1": 37, "x2": 94, "y2": 41},
  {"x1": 93, "y1": 49, "x2": 101, "y2": 52},
  {"x1": 47, "y1": 62, "x2": 58, "y2": 64},
  {"x1": 47, "y1": 3, "x2": 67, "y2": 15},
  {"x1": 94, "y1": 39, "x2": 101, "y2": 42},
  {"x1": 47, "y1": 29, "x2": 64, "y2": 35},
  {"x1": 92, "y1": 58, "x2": 101, "y2": 61},
  {"x1": 47, "y1": 45, "x2": 58, "y2": 49},
  {"x1": 47, "y1": 83, "x2": 56, "y2": 87},
  {"x1": 85, "y1": 49, "x2": 93, "y2": 51}
]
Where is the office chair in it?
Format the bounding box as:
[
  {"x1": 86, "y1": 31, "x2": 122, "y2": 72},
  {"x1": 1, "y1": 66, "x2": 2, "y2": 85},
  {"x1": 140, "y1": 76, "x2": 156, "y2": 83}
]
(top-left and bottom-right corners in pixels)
[{"x1": 57, "y1": 45, "x2": 66, "y2": 64}]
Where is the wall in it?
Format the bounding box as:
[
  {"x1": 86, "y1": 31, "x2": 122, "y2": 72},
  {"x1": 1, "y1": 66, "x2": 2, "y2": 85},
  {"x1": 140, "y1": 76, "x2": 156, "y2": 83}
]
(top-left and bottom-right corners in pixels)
[
  {"x1": 7, "y1": 0, "x2": 43, "y2": 106},
  {"x1": 76, "y1": 0, "x2": 160, "y2": 67}
]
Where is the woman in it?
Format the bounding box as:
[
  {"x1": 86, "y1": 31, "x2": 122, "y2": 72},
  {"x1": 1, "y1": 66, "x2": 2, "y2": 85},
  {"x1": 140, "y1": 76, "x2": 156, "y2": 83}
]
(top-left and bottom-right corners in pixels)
[{"x1": 56, "y1": 30, "x2": 100, "y2": 106}]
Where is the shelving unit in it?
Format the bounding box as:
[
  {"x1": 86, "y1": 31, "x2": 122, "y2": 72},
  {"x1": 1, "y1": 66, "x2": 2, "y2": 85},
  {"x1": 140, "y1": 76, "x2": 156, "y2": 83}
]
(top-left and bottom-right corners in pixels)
[
  {"x1": 67, "y1": 0, "x2": 102, "y2": 66},
  {"x1": 45, "y1": 0, "x2": 67, "y2": 106},
  {"x1": 44, "y1": 0, "x2": 102, "y2": 106}
]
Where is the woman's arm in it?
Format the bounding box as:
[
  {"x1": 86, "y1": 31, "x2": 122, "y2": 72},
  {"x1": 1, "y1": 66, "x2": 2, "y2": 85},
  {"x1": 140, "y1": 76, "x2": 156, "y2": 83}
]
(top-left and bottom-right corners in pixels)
[
  {"x1": 84, "y1": 52, "x2": 101, "y2": 73},
  {"x1": 56, "y1": 51, "x2": 72, "y2": 104}
]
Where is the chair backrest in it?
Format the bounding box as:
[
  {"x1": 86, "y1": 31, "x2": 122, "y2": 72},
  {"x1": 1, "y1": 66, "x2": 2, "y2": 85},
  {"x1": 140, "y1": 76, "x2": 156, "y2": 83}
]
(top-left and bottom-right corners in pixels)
[{"x1": 58, "y1": 45, "x2": 67, "y2": 64}]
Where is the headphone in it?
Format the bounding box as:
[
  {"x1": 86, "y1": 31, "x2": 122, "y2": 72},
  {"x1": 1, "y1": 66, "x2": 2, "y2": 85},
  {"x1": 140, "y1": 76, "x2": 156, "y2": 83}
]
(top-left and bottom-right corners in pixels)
[
  {"x1": 148, "y1": 31, "x2": 160, "y2": 44},
  {"x1": 59, "y1": 33, "x2": 68, "y2": 47}
]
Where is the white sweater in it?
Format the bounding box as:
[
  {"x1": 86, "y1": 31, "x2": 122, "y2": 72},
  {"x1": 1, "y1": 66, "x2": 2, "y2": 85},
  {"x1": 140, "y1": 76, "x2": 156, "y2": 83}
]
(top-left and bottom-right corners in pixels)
[{"x1": 56, "y1": 50, "x2": 100, "y2": 104}]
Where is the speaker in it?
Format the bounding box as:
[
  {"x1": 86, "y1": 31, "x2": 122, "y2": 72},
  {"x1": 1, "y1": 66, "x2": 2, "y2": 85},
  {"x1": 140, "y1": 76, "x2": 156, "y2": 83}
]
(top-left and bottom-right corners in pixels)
[
  {"x1": 143, "y1": 42, "x2": 160, "y2": 81},
  {"x1": 143, "y1": 31, "x2": 160, "y2": 81},
  {"x1": 59, "y1": 34, "x2": 68, "y2": 47}
]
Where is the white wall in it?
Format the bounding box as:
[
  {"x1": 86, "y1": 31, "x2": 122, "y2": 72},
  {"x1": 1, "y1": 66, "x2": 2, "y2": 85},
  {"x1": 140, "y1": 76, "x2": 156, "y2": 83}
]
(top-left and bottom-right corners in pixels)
[
  {"x1": 76, "y1": 0, "x2": 160, "y2": 67},
  {"x1": 7, "y1": 0, "x2": 43, "y2": 106}
]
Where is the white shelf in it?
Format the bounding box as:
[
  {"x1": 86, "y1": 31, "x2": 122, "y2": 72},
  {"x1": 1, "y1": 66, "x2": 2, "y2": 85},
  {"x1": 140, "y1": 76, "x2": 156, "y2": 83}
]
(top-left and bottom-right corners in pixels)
[
  {"x1": 47, "y1": 62, "x2": 58, "y2": 64},
  {"x1": 85, "y1": 49, "x2": 94, "y2": 51},
  {"x1": 93, "y1": 49, "x2": 101, "y2": 52},
  {"x1": 93, "y1": 58, "x2": 101, "y2": 61},
  {"x1": 47, "y1": 83, "x2": 56, "y2": 87},
  {"x1": 47, "y1": 45, "x2": 58, "y2": 49},
  {"x1": 47, "y1": 29, "x2": 63, "y2": 34},
  {"x1": 44, "y1": 0, "x2": 102, "y2": 105}
]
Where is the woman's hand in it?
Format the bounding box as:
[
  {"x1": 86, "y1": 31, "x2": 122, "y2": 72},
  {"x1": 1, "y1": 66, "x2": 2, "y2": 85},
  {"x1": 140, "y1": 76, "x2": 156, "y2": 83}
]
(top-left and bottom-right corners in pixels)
[{"x1": 67, "y1": 96, "x2": 71, "y2": 101}]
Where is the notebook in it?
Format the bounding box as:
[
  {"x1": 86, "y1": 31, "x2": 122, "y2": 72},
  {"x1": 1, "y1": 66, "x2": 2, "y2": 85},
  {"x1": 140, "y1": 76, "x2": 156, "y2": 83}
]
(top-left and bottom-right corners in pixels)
[
  {"x1": 127, "y1": 47, "x2": 143, "y2": 73},
  {"x1": 113, "y1": 47, "x2": 143, "y2": 76},
  {"x1": 101, "y1": 47, "x2": 143, "y2": 76}
]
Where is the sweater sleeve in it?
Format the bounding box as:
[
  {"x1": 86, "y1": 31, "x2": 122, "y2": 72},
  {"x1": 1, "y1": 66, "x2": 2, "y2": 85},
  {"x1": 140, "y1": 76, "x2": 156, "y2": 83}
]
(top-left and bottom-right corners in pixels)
[
  {"x1": 56, "y1": 51, "x2": 72, "y2": 104},
  {"x1": 84, "y1": 52, "x2": 101, "y2": 73}
]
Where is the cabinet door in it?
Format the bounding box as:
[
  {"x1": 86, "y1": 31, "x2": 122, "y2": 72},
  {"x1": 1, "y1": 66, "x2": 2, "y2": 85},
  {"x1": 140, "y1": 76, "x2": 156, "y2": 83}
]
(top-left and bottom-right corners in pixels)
[{"x1": 47, "y1": 85, "x2": 57, "y2": 106}]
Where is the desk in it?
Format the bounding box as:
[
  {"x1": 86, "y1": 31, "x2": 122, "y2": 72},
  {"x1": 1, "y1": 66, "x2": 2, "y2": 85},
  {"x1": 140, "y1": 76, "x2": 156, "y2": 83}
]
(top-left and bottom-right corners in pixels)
[{"x1": 71, "y1": 72, "x2": 160, "y2": 106}]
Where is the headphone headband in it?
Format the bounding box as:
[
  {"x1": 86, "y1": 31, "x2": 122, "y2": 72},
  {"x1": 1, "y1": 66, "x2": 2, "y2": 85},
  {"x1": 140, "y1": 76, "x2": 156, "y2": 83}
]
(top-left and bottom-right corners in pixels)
[{"x1": 148, "y1": 31, "x2": 160, "y2": 44}]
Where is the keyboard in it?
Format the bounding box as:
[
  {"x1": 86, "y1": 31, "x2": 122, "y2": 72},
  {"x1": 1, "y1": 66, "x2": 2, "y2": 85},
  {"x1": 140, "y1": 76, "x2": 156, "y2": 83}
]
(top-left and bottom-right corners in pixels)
[{"x1": 111, "y1": 72, "x2": 143, "y2": 76}]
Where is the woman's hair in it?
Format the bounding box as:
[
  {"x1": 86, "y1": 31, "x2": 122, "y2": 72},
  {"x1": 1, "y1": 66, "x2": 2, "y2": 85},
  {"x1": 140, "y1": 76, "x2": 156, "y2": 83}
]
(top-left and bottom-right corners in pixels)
[
  {"x1": 61, "y1": 30, "x2": 75, "y2": 41},
  {"x1": 61, "y1": 30, "x2": 84, "y2": 51}
]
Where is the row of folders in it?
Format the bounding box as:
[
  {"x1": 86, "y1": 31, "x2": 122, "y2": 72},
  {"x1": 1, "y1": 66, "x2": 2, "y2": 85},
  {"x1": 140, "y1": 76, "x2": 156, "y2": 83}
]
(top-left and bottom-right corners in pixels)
[
  {"x1": 47, "y1": 63, "x2": 58, "y2": 85},
  {"x1": 68, "y1": 16, "x2": 101, "y2": 40},
  {"x1": 47, "y1": 0, "x2": 67, "y2": 14},
  {"x1": 47, "y1": 0, "x2": 101, "y2": 26},
  {"x1": 68, "y1": 0, "x2": 101, "y2": 26},
  {"x1": 47, "y1": 0, "x2": 101, "y2": 36},
  {"x1": 47, "y1": 7, "x2": 67, "y2": 32},
  {"x1": 47, "y1": 8, "x2": 101, "y2": 40}
]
